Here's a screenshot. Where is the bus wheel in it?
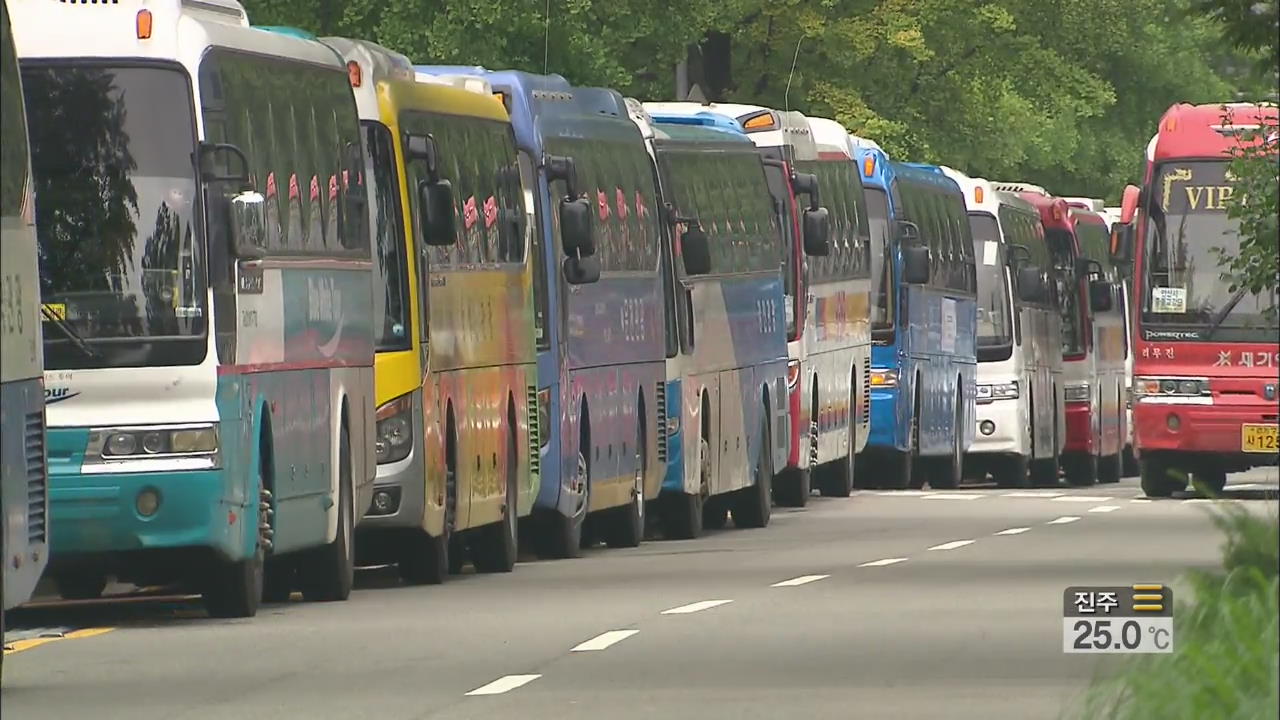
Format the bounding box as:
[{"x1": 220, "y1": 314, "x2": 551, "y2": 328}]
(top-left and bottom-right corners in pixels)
[
  {"x1": 1030, "y1": 411, "x2": 1060, "y2": 487},
  {"x1": 663, "y1": 433, "x2": 707, "y2": 540},
  {"x1": 994, "y1": 455, "x2": 1031, "y2": 489},
  {"x1": 298, "y1": 427, "x2": 355, "y2": 602},
  {"x1": 819, "y1": 384, "x2": 857, "y2": 497},
  {"x1": 55, "y1": 574, "x2": 107, "y2": 601},
  {"x1": 774, "y1": 468, "x2": 811, "y2": 506},
  {"x1": 929, "y1": 390, "x2": 965, "y2": 490},
  {"x1": 1097, "y1": 453, "x2": 1122, "y2": 484},
  {"x1": 1122, "y1": 446, "x2": 1139, "y2": 477},
  {"x1": 732, "y1": 414, "x2": 773, "y2": 529},
  {"x1": 1140, "y1": 456, "x2": 1186, "y2": 498},
  {"x1": 541, "y1": 413, "x2": 590, "y2": 559},
  {"x1": 907, "y1": 391, "x2": 927, "y2": 490},
  {"x1": 1191, "y1": 468, "x2": 1227, "y2": 496},
  {"x1": 1063, "y1": 453, "x2": 1098, "y2": 487},
  {"x1": 472, "y1": 424, "x2": 521, "y2": 572},
  {"x1": 605, "y1": 414, "x2": 646, "y2": 548}
]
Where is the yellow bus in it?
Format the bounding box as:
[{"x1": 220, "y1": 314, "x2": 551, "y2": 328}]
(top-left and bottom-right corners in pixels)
[{"x1": 322, "y1": 37, "x2": 538, "y2": 583}]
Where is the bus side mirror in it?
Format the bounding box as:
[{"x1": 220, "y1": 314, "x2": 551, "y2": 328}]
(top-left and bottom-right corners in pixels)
[
  {"x1": 1089, "y1": 278, "x2": 1114, "y2": 312},
  {"x1": 680, "y1": 223, "x2": 713, "y2": 276},
  {"x1": 1110, "y1": 222, "x2": 1134, "y2": 265},
  {"x1": 418, "y1": 179, "x2": 457, "y2": 247},
  {"x1": 802, "y1": 206, "x2": 831, "y2": 256},
  {"x1": 903, "y1": 245, "x2": 930, "y2": 285},
  {"x1": 1119, "y1": 184, "x2": 1140, "y2": 224},
  {"x1": 563, "y1": 254, "x2": 601, "y2": 285},
  {"x1": 1016, "y1": 266, "x2": 1047, "y2": 303},
  {"x1": 546, "y1": 154, "x2": 579, "y2": 198},
  {"x1": 229, "y1": 190, "x2": 267, "y2": 260},
  {"x1": 559, "y1": 196, "x2": 596, "y2": 257}
]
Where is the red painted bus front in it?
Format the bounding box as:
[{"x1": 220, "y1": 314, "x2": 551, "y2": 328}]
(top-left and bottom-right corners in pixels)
[{"x1": 1115, "y1": 102, "x2": 1279, "y2": 496}]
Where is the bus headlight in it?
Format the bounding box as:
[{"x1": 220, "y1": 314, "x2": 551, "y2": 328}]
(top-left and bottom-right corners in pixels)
[
  {"x1": 870, "y1": 369, "x2": 898, "y2": 388},
  {"x1": 1064, "y1": 382, "x2": 1091, "y2": 402},
  {"x1": 101, "y1": 426, "x2": 218, "y2": 458},
  {"x1": 375, "y1": 395, "x2": 414, "y2": 464},
  {"x1": 1133, "y1": 376, "x2": 1210, "y2": 399},
  {"x1": 537, "y1": 387, "x2": 551, "y2": 449}
]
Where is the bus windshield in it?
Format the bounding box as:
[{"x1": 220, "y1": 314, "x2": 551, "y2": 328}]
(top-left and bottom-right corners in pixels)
[
  {"x1": 1047, "y1": 228, "x2": 1086, "y2": 357},
  {"x1": 969, "y1": 213, "x2": 1012, "y2": 347},
  {"x1": 866, "y1": 187, "x2": 894, "y2": 338},
  {"x1": 1142, "y1": 161, "x2": 1278, "y2": 340},
  {"x1": 22, "y1": 63, "x2": 205, "y2": 369},
  {"x1": 363, "y1": 121, "x2": 410, "y2": 352}
]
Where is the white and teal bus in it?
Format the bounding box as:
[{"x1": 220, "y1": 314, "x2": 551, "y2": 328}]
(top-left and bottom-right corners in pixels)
[
  {"x1": 11, "y1": 0, "x2": 375, "y2": 618},
  {"x1": 2, "y1": 0, "x2": 48, "y2": 678}
]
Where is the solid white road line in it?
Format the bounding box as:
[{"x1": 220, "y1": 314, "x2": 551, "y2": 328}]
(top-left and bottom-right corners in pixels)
[
  {"x1": 1001, "y1": 491, "x2": 1064, "y2": 498},
  {"x1": 928, "y1": 540, "x2": 975, "y2": 551},
  {"x1": 922, "y1": 493, "x2": 983, "y2": 500},
  {"x1": 660, "y1": 600, "x2": 733, "y2": 615},
  {"x1": 1088, "y1": 505, "x2": 1121, "y2": 513},
  {"x1": 1047, "y1": 516, "x2": 1082, "y2": 525},
  {"x1": 1051, "y1": 495, "x2": 1112, "y2": 503},
  {"x1": 771, "y1": 574, "x2": 830, "y2": 587},
  {"x1": 465, "y1": 675, "x2": 542, "y2": 696},
  {"x1": 858, "y1": 557, "x2": 909, "y2": 567},
  {"x1": 570, "y1": 630, "x2": 639, "y2": 652},
  {"x1": 994, "y1": 527, "x2": 1031, "y2": 536}
]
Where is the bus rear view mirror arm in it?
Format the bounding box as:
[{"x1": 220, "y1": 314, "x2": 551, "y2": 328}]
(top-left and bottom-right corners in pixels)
[
  {"x1": 198, "y1": 142, "x2": 251, "y2": 185},
  {"x1": 229, "y1": 190, "x2": 267, "y2": 260},
  {"x1": 418, "y1": 179, "x2": 457, "y2": 247},
  {"x1": 895, "y1": 220, "x2": 921, "y2": 245},
  {"x1": 903, "y1": 245, "x2": 930, "y2": 285}
]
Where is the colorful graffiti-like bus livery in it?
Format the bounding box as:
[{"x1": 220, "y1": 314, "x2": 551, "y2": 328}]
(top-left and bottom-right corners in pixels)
[
  {"x1": 419, "y1": 67, "x2": 666, "y2": 556},
  {"x1": 1112, "y1": 102, "x2": 1280, "y2": 496},
  {"x1": 14, "y1": 0, "x2": 376, "y2": 617},
  {"x1": 323, "y1": 40, "x2": 537, "y2": 583},
  {"x1": 2, "y1": 0, "x2": 49, "y2": 675},
  {"x1": 628, "y1": 106, "x2": 791, "y2": 537},
  {"x1": 856, "y1": 151, "x2": 978, "y2": 489}
]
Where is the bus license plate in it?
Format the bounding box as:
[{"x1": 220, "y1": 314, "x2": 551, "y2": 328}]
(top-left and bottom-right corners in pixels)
[{"x1": 1241, "y1": 425, "x2": 1279, "y2": 453}]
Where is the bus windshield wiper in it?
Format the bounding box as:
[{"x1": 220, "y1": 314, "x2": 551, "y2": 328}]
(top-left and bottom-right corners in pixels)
[
  {"x1": 1204, "y1": 286, "x2": 1250, "y2": 340},
  {"x1": 41, "y1": 305, "x2": 101, "y2": 360}
]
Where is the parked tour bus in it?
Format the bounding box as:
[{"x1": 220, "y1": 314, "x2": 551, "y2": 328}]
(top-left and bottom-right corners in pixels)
[
  {"x1": 318, "y1": 42, "x2": 536, "y2": 583},
  {"x1": 13, "y1": 0, "x2": 376, "y2": 617},
  {"x1": 1100, "y1": 203, "x2": 1140, "y2": 476},
  {"x1": 643, "y1": 102, "x2": 860, "y2": 506},
  {"x1": 942, "y1": 168, "x2": 1065, "y2": 487},
  {"x1": 2, "y1": 0, "x2": 49, "y2": 675},
  {"x1": 1111, "y1": 102, "x2": 1280, "y2": 496},
  {"x1": 625, "y1": 105, "x2": 791, "y2": 537},
  {"x1": 994, "y1": 184, "x2": 1125, "y2": 485},
  {"x1": 855, "y1": 150, "x2": 979, "y2": 489},
  {"x1": 417, "y1": 67, "x2": 666, "y2": 556}
]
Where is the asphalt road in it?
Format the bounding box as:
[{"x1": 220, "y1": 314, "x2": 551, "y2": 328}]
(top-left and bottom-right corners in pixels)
[{"x1": 4, "y1": 468, "x2": 1277, "y2": 720}]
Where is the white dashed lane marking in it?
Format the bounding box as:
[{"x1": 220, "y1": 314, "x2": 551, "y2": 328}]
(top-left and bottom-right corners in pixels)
[
  {"x1": 994, "y1": 527, "x2": 1031, "y2": 536},
  {"x1": 1088, "y1": 505, "x2": 1121, "y2": 513},
  {"x1": 921, "y1": 493, "x2": 983, "y2": 500},
  {"x1": 858, "y1": 557, "x2": 909, "y2": 567},
  {"x1": 771, "y1": 574, "x2": 830, "y2": 587},
  {"x1": 1002, "y1": 491, "x2": 1063, "y2": 498},
  {"x1": 570, "y1": 630, "x2": 639, "y2": 652},
  {"x1": 1051, "y1": 495, "x2": 1112, "y2": 503},
  {"x1": 660, "y1": 600, "x2": 733, "y2": 615},
  {"x1": 1047, "y1": 516, "x2": 1082, "y2": 525},
  {"x1": 928, "y1": 540, "x2": 975, "y2": 551},
  {"x1": 465, "y1": 675, "x2": 542, "y2": 696},
  {"x1": 1131, "y1": 499, "x2": 1153, "y2": 503}
]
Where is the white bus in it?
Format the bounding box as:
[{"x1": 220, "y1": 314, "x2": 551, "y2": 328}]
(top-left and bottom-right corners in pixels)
[
  {"x1": 944, "y1": 168, "x2": 1066, "y2": 486},
  {"x1": 2, "y1": 0, "x2": 48, "y2": 679},
  {"x1": 11, "y1": 0, "x2": 375, "y2": 617}
]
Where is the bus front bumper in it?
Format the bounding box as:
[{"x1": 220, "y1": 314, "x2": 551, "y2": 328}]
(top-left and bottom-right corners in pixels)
[
  {"x1": 1063, "y1": 401, "x2": 1095, "y2": 454},
  {"x1": 967, "y1": 397, "x2": 1028, "y2": 456},
  {"x1": 1134, "y1": 401, "x2": 1279, "y2": 465},
  {"x1": 360, "y1": 449, "x2": 426, "y2": 529},
  {"x1": 867, "y1": 387, "x2": 903, "y2": 452}
]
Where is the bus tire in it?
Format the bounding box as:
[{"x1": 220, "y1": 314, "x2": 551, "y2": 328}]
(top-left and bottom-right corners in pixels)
[
  {"x1": 1029, "y1": 408, "x2": 1060, "y2": 487},
  {"x1": 819, "y1": 383, "x2": 858, "y2": 497},
  {"x1": 774, "y1": 467, "x2": 810, "y2": 506},
  {"x1": 540, "y1": 409, "x2": 589, "y2": 559},
  {"x1": 994, "y1": 454, "x2": 1031, "y2": 489},
  {"x1": 605, "y1": 412, "x2": 646, "y2": 549},
  {"x1": 663, "y1": 491, "x2": 703, "y2": 540},
  {"x1": 203, "y1": 437, "x2": 269, "y2": 617},
  {"x1": 1063, "y1": 453, "x2": 1098, "y2": 487},
  {"x1": 1191, "y1": 468, "x2": 1226, "y2": 496},
  {"x1": 1097, "y1": 453, "x2": 1122, "y2": 484},
  {"x1": 298, "y1": 426, "x2": 355, "y2": 602},
  {"x1": 732, "y1": 414, "x2": 773, "y2": 529},
  {"x1": 1122, "y1": 446, "x2": 1139, "y2": 477},
  {"x1": 929, "y1": 389, "x2": 965, "y2": 490},
  {"x1": 399, "y1": 529, "x2": 448, "y2": 585},
  {"x1": 907, "y1": 389, "x2": 927, "y2": 490},
  {"x1": 1140, "y1": 456, "x2": 1185, "y2": 498},
  {"x1": 703, "y1": 497, "x2": 729, "y2": 529}
]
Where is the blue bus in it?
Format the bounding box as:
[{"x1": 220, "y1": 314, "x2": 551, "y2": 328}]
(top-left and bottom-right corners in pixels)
[
  {"x1": 2, "y1": 0, "x2": 49, "y2": 676},
  {"x1": 417, "y1": 67, "x2": 666, "y2": 557},
  {"x1": 855, "y1": 149, "x2": 978, "y2": 489},
  {"x1": 627, "y1": 105, "x2": 791, "y2": 538},
  {"x1": 16, "y1": 2, "x2": 377, "y2": 617}
]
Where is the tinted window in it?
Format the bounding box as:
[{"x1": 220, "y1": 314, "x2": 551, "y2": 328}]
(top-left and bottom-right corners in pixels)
[{"x1": 363, "y1": 121, "x2": 409, "y2": 351}]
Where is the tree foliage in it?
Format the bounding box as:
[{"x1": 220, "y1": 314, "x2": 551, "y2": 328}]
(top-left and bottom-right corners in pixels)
[
  {"x1": 1218, "y1": 108, "x2": 1279, "y2": 297},
  {"x1": 241, "y1": 0, "x2": 1271, "y2": 202}
]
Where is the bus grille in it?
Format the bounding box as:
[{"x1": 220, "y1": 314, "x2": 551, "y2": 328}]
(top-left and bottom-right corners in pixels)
[
  {"x1": 655, "y1": 382, "x2": 667, "y2": 464},
  {"x1": 25, "y1": 408, "x2": 48, "y2": 545},
  {"x1": 526, "y1": 385, "x2": 540, "y2": 481}
]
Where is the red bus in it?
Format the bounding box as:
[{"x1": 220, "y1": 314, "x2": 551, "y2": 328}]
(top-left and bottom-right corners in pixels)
[
  {"x1": 995, "y1": 185, "x2": 1125, "y2": 485},
  {"x1": 1111, "y1": 102, "x2": 1279, "y2": 496}
]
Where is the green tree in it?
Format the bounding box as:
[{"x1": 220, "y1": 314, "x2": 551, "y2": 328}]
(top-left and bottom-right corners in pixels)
[{"x1": 1218, "y1": 106, "x2": 1278, "y2": 299}]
